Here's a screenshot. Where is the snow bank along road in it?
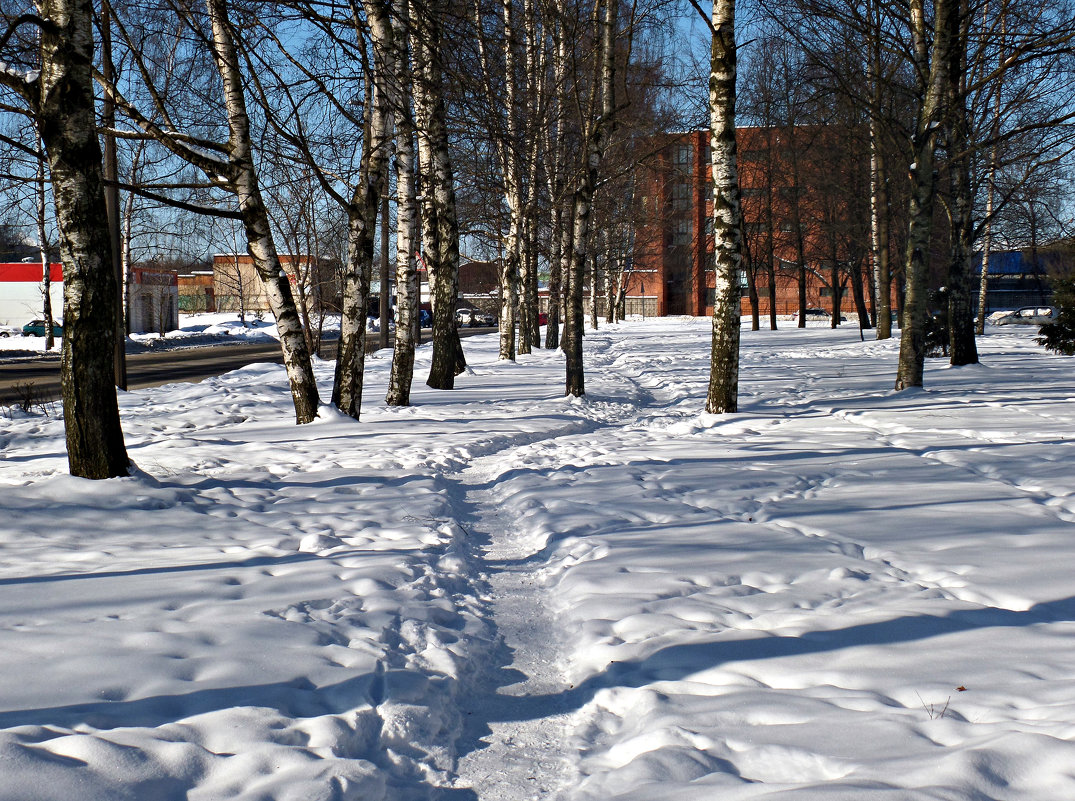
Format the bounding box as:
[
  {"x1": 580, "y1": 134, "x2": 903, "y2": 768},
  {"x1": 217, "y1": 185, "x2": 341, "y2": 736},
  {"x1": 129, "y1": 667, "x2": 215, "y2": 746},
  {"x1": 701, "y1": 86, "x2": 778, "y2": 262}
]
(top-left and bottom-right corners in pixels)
[{"x1": 1, "y1": 319, "x2": 1074, "y2": 800}]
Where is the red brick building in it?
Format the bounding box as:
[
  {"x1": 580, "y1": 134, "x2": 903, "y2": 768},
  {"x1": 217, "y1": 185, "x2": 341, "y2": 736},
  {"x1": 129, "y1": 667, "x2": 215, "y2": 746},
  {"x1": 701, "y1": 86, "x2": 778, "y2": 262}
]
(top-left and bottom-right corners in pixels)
[{"x1": 629, "y1": 128, "x2": 892, "y2": 319}]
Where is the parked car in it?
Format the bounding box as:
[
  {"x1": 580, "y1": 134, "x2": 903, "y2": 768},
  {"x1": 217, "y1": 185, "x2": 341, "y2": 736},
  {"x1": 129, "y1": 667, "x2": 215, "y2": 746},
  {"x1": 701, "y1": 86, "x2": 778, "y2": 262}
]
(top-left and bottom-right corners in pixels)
[
  {"x1": 22, "y1": 319, "x2": 63, "y2": 337},
  {"x1": 994, "y1": 306, "x2": 1058, "y2": 326},
  {"x1": 538, "y1": 312, "x2": 549, "y2": 325},
  {"x1": 0, "y1": 325, "x2": 21, "y2": 338},
  {"x1": 792, "y1": 308, "x2": 846, "y2": 323},
  {"x1": 456, "y1": 308, "x2": 495, "y2": 327}
]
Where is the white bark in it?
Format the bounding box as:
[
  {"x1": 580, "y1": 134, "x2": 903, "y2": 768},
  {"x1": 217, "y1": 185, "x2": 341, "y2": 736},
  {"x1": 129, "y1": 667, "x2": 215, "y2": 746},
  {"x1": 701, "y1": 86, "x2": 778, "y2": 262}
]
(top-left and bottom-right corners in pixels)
[
  {"x1": 388, "y1": 9, "x2": 419, "y2": 407},
  {"x1": 331, "y1": 0, "x2": 395, "y2": 418},
  {"x1": 705, "y1": 0, "x2": 744, "y2": 414},
  {"x1": 207, "y1": 0, "x2": 321, "y2": 422}
]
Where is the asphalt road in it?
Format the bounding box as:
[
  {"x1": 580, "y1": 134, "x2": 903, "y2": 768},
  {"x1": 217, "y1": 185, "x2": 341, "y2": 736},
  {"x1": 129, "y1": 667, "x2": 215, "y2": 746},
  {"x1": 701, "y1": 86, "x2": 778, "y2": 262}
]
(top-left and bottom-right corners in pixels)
[{"x1": 0, "y1": 327, "x2": 495, "y2": 407}]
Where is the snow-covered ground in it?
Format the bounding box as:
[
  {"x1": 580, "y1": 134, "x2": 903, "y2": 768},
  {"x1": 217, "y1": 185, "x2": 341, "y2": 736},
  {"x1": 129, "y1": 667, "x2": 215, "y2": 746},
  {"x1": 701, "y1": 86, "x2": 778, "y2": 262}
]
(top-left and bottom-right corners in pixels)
[
  {"x1": 1, "y1": 317, "x2": 1074, "y2": 800},
  {"x1": 0, "y1": 312, "x2": 351, "y2": 357}
]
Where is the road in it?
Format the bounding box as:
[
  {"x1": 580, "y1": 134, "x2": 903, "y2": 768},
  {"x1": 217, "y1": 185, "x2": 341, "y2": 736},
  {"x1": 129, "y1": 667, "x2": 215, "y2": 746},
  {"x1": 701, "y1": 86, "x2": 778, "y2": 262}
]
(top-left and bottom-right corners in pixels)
[{"x1": 0, "y1": 328, "x2": 495, "y2": 407}]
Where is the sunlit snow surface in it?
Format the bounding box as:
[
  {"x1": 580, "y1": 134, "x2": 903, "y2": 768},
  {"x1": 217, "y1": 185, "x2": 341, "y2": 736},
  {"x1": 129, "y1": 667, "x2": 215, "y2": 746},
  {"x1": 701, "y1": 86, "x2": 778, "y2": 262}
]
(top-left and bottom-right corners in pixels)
[{"x1": 1, "y1": 317, "x2": 1074, "y2": 800}]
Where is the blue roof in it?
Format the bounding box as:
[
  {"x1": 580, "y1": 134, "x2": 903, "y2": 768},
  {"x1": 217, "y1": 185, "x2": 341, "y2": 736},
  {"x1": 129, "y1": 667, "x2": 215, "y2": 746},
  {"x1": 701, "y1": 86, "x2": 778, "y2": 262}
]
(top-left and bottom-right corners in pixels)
[{"x1": 972, "y1": 251, "x2": 1030, "y2": 276}]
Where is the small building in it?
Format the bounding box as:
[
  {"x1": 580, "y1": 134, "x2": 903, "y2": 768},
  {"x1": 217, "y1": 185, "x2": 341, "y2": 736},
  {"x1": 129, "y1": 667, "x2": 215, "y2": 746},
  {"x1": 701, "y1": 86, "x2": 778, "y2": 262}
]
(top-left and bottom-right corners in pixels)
[
  {"x1": 212, "y1": 253, "x2": 338, "y2": 315},
  {"x1": 128, "y1": 266, "x2": 179, "y2": 334},
  {"x1": 177, "y1": 269, "x2": 216, "y2": 313},
  {"x1": 974, "y1": 250, "x2": 1059, "y2": 313},
  {"x1": 0, "y1": 261, "x2": 63, "y2": 327},
  {"x1": 458, "y1": 260, "x2": 500, "y2": 312}
]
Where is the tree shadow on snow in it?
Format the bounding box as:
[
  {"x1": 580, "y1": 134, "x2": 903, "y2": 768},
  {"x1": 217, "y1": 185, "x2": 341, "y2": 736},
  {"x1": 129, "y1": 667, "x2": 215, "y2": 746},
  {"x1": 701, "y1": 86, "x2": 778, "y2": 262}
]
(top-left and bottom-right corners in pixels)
[{"x1": 479, "y1": 594, "x2": 1075, "y2": 725}]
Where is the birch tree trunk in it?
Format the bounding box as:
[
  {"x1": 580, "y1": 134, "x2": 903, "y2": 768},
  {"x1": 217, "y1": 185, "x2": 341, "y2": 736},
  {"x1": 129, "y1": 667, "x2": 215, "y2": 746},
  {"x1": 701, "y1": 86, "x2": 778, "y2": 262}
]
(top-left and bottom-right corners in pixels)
[
  {"x1": 35, "y1": 0, "x2": 130, "y2": 477},
  {"x1": 895, "y1": 0, "x2": 956, "y2": 390},
  {"x1": 705, "y1": 0, "x2": 745, "y2": 414},
  {"x1": 830, "y1": 261, "x2": 841, "y2": 328},
  {"x1": 378, "y1": 176, "x2": 391, "y2": 351},
  {"x1": 206, "y1": 0, "x2": 320, "y2": 423},
  {"x1": 545, "y1": 204, "x2": 562, "y2": 346},
  {"x1": 870, "y1": 132, "x2": 893, "y2": 338},
  {"x1": 519, "y1": 0, "x2": 545, "y2": 352},
  {"x1": 414, "y1": 0, "x2": 466, "y2": 389},
  {"x1": 975, "y1": 12, "x2": 1004, "y2": 336},
  {"x1": 868, "y1": 0, "x2": 893, "y2": 340},
  {"x1": 606, "y1": 253, "x2": 618, "y2": 324},
  {"x1": 544, "y1": 26, "x2": 568, "y2": 350},
  {"x1": 387, "y1": 136, "x2": 418, "y2": 405},
  {"x1": 498, "y1": 0, "x2": 520, "y2": 361},
  {"x1": 590, "y1": 246, "x2": 601, "y2": 331},
  {"x1": 523, "y1": 212, "x2": 541, "y2": 346},
  {"x1": 565, "y1": 0, "x2": 618, "y2": 397},
  {"x1": 975, "y1": 156, "x2": 998, "y2": 334},
  {"x1": 558, "y1": 200, "x2": 574, "y2": 353},
  {"x1": 387, "y1": 12, "x2": 419, "y2": 407},
  {"x1": 34, "y1": 128, "x2": 56, "y2": 353},
  {"x1": 765, "y1": 135, "x2": 777, "y2": 330},
  {"x1": 945, "y1": 1, "x2": 978, "y2": 366},
  {"x1": 332, "y1": 0, "x2": 395, "y2": 417}
]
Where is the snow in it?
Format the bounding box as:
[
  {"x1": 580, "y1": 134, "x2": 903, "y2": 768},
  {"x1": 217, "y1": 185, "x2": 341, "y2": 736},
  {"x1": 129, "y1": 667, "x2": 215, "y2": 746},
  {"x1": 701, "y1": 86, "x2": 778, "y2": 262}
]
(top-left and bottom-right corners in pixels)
[
  {"x1": 0, "y1": 313, "x2": 389, "y2": 357},
  {"x1": 0, "y1": 61, "x2": 40, "y2": 84},
  {"x1": 2, "y1": 317, "x2": 1075, "y2": 800}
]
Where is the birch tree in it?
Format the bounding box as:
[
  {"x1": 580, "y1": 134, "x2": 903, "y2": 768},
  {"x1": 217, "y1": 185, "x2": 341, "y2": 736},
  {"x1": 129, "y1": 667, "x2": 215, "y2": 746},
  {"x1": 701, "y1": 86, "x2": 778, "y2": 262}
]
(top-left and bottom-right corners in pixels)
[
  {"x1": 705, "y1": 0, "x2": 745, "y2": 413},
  {"x1": 974, "y1": 12, "x2": 1003, "y2": 336},
  {"x1": 387, "y1": 8, "x2": 419, "y2": 406},
  {"x1": 894, "y1": 0, "x2": 955, "y2": 390},
  {"x1": 33, "y1": 125, "x2": 58, "y2": 352},
  {"x1": 564, "y1": 0, "x2": 618, "y2": 397},
  {"x1": 413, "y1": 0, "x2": 466, "y2": 389},
  {"x1": 105, "y1": 0, "x2": 320, "y2": 422},
  {"x1": 543, "y1": 22, "x2": 570, "y2": 350},
  {"x1": 330, "y1": 0, "x2": 395, "y2": 418},
  {"x1": 1, "y1": 0, "x2": 130, "y2": 477}
]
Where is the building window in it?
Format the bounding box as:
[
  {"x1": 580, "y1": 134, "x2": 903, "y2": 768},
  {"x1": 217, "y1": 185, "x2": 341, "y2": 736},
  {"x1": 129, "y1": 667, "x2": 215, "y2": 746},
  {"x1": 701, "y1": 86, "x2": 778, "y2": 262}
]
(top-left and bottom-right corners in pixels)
[
  {"x1": 674, "y1": 144, "x2": 693, "y2": 166},
  {"x1": 672, "y1": 182, "x2": 691, "y2": 210},
  {"x1": 820, "y1": 286, "x2": 846, "y2": 298},
  {"x1": 674, "y1": 219, "x2": 692, "y2": 245}
]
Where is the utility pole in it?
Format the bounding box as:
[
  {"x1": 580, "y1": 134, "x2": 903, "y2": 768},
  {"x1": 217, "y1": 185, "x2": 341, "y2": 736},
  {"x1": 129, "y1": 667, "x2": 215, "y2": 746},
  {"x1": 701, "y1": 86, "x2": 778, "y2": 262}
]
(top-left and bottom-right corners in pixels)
[{"x1": 101, "y1": 0, "x2": 127, "y2": 390}]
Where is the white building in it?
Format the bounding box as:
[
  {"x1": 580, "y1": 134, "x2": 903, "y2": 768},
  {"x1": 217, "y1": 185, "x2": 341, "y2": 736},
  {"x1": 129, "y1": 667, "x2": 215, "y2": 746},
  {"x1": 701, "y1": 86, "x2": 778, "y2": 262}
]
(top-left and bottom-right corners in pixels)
[
  {"x1": 0, "y1": 262, "x2": 180, "y2": 334},
  {"x1": 0, "y1": 261, "x2": 63, "y2": 327}
]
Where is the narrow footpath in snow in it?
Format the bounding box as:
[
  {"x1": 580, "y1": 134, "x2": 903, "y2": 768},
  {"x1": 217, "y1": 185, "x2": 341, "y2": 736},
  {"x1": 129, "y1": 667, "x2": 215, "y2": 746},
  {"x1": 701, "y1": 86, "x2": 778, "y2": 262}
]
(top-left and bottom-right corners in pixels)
[
  {"x1": 449, "y1": 461, "x2": 579, "y2": 801},
  {"x1": 5, "y1": 320, "x2": 1075, "y2": 801}
]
